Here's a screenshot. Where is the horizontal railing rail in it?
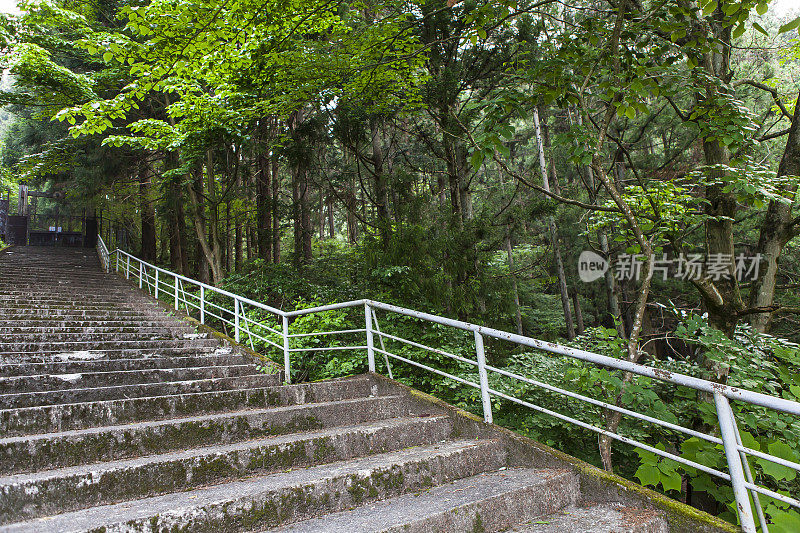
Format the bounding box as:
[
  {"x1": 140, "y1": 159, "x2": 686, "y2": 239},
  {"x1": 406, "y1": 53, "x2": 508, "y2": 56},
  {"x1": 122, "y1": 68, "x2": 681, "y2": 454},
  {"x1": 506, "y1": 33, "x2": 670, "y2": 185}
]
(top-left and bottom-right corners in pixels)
[{"x1": 103, "y1": 246, "x2": 799, "y2": 533}]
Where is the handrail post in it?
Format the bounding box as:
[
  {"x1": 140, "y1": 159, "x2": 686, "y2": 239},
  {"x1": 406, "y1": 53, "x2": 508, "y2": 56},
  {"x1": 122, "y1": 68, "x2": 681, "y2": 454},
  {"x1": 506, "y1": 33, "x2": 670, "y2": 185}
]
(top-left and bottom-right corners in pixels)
[
  {"x1": 126, "y1": 255, "x2": 130, "y2": 279},
  {"x1": 234, "y1": 298, "x2": 240, "y2": 343},
  {"x1": 138, "y1": 262, "x2": 143, "y2": 289},
  {"x1": 282, "y1": 315, "x2": 291, "y2": 384},
  {"x1": 115, "y1": 252, "x2": 119, "y2": 273},
  {"x1": 714, "y1": 393, "x2": 756, "y2": 533},
  {"x1": 154, "y1": 270, "x2": 159, "y2": 299},
  {"x1": 474, "y1": 331, "x2": 493, "y2": 424},
  {"x1": 365, "y1": 303, "x2": 376, "y2": 373},
  {"x1": 174, "y1": 274, "x2": 179, "y2": 310},
  {"x1": 200, "y1": 286, "x2": 205, "y2": 324}
]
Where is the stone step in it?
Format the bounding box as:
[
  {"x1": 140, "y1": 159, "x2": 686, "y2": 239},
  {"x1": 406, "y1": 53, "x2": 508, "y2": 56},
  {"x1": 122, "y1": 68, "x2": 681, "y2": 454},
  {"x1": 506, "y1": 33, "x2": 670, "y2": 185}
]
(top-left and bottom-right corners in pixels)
[
  {"x1": 0, "y1": 319, "x2": 197, "y2": 330},
  {"x1": 0, "y1": 288, "x2": 135, "y2": 296},
  {"x1": 0, "y1": 438, "x2": 504, "y2": 532},
  {"x1": 1, "y1": 332, "x2": 200, "y2": 343},
  {"x1": 0, "y1": 364, "x2": 261, "y2": 393},
  {"x1": 0, "y1": 326, "x2": 196, "y2": 336},
  {"x1": 0, "y1": 373, "x2": 282, "y2": 409},
  {"x1": 0, "y1": 416, "x2": 453, "y2": 523},
  {"x1": 0, "y1": 345, "x2": 225, "y2": 364},
  {"x1": 0, "y1": 303, "x2": 160, "y2": 313},
  {"x1": 0, "y1": 375, "x2": 375, "y2": 435},
  {"x1": 0, "y1": 295, "x2": 149, "y2": 304},
  {"x1": 509, "y1": 503, "x2": 669, "y2": 533},
  {"x1": 0, "y1": 338, "x2": 220, "y2": 354},
  {"x1": 0, "y1": 354, "x2": 250, "y2": 377},
  {"x1": 0, "y1": 308, "x2": 174, "y2": 318},
  {"x1": 273, "y1": 467, "x2": 579, "y2": 533},
  {"x1": 0, "y1": 396, "x2": 421, "y2": 475}
]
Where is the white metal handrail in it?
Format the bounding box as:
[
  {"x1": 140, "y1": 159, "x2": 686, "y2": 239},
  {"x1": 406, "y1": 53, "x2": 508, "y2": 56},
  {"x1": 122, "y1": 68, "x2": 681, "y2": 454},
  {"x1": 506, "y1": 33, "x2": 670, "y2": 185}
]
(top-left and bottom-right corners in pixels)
[
  {"x1": 103, "y1": 245, "x2": 799, "y2": 533},
  {"x1": 96, "y1": 235, "x2": 111, "y2": 273}
]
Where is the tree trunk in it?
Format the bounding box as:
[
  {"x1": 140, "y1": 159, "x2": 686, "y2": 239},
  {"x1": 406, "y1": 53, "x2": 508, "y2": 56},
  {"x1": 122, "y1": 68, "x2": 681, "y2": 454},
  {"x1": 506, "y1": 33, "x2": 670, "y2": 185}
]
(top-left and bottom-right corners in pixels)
[
  {"x1": 138, "y1": 161, "x2": 157, "y2": 261},
  {"x1": 327, "y1": 192, "x2": 335, "y2": 239},
  {"x1": 573, "y1": 290, "x2": 585, "y2": 335},
  {"x1": 749, "y1": 90, "x2": 800, "y2": 332},
  {"x1": 370, "y1": 115, "x2": 391, "y2": 243},
  {"x1": 257, "y1": 148, "x2": 272, "y2": 262},
  {"x1": 534, "y1": 107, "x2": 575, "y2": 339},
  {"x1": 188, "y1": 156, "x2": 224, "y2": 284},
  {"x1": 506, "y1": 233, "x2": 523, "y2": 335},
  {"x1": 272, "y1": 155, "x2": 281, "y2": 263}
]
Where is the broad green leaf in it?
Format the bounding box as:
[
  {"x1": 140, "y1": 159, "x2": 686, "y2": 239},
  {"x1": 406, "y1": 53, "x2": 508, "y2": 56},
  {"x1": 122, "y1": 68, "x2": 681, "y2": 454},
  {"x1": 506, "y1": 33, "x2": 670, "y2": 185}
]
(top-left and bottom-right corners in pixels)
[
  {"x1": 752, "y1": 22, "x2": 768, "y2": 36},
  {"x1": 779, "y1": 17, "x2": 800, "y2": 34},
  {"x1": 770, "y1": 508, "x2": 800, "y2": 533},
  {"x1": 757, "y1": 442, "x2": 798, "y2": 481},
  {"x1": 635, "y1": 463, "x2": 661, "y2": 487}
]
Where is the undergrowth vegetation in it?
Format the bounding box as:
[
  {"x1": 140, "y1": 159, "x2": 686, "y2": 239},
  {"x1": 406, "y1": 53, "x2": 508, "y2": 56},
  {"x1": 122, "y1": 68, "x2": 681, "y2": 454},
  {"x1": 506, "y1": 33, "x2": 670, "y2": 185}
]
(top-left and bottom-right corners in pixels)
[{"x1": 207, "y1": 244, "x2": 800, "y2": 531}]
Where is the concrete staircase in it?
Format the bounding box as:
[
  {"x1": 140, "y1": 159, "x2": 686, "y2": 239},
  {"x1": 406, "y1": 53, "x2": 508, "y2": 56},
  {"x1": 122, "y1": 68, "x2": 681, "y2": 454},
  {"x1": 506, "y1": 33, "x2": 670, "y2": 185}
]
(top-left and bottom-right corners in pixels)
[{"x1": 0, "y1": 247, "x2": 726, "y2": 532}]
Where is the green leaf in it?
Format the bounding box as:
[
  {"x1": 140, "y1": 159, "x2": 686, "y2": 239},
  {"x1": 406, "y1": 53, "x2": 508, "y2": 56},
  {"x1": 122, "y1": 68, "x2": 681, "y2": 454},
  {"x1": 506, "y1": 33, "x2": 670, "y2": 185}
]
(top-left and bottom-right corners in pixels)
[
  {"x1": 635, "y1": 463, "x2": 661, "y2": 487},
  {"x1": 659, "y1": 468, "x2": 683, "y2": 492},
  {"x1": 625, "y1": 106, "x2": 636, "y2": 120},
  {"x1": 752, "y1": 22, "x2": 768, "y2": 36},
  {"x1": 779, "y1": 17, "x2": 800, "y2": 34},
  {"x1": 722, "y1": 2, "x2": 740, "y2": 16},
  {"x1": 756, "y1": 2, "x2": 768, "y2": 15},
  {"x1": 731, "y1": 23, "x2": 746, "y2": 39},
  {"x1": 770, "y1": 508, "x2": 800, "y2": 533},
  {"x1": 757, "y1": 442, "x2": 798, "y2": 481},
  {"x1": 103, "y1": 51, "x2": 113, "y2": 62},
  {"x1": 702, "y1": 1, "x2": 717, "y2": 16}
]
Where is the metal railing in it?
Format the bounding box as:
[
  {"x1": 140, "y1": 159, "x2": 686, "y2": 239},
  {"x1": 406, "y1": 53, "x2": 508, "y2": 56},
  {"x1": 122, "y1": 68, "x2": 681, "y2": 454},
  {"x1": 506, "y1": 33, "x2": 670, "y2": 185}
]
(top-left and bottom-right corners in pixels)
[
  {"x1": 99, "y1": 238, "x2": 800, "y2": 533},
  {"x1": 96, "y1": 235, "x2": 111, "y2": 273}
]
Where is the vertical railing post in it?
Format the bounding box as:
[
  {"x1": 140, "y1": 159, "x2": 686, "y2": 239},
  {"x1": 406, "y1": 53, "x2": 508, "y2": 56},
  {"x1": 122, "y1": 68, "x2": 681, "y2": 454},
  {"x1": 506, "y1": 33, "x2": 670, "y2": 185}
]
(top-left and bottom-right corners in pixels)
[
  {"x1": 282, "y1": 315, "x2": 291, "y2": 384},
  {"x1": 154, "y1": 270, "x2": 159, "y2": 299},
  {"x1": 126, "y1": 255, "x2": 130, "y2": 279},
  {"x1": 234, "y1": 298, "x2": 240, "y2": 343},
  {"x1": 115, "y1": 252, "x2": 119, "y2": 273},
  {"x1": 174, "y1": 274, "x2": 179, "y2": 310},
  {"x1": 138, "y1": 262, "x2": 143, "y2": 289},
  {"x1": 714, "y1": 393, "x2": 756, "y2": 533},
  {"x1": 200, "y1": 286, "x2": 205, "y2": 324},
  {"x1": 474, "y1": 330, "x2": 493, "y2": 424},
  {"x1": 365, "y1": 302, "x2": 376, "y2": 373}
]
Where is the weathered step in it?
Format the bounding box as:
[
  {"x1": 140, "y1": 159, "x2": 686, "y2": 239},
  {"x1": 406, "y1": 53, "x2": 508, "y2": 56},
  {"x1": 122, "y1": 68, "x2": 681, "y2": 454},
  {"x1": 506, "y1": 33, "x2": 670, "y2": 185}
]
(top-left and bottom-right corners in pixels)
[
  {"x1": 0, "y1": 300, "x2": 159, "y2": 310},
  {"x1": 0, "y1": 415, "x2": 453, "y2": 523},
  {"x1": 273, "y1": 467, "x2": 578, "y2": 533},
  {"x1": 0, "y1": 364, "x2": 261, "y2": 393},
  {"x1": 0, "y1": 373, "x2": 282, "y2": 409},
  {"x1": 0, "y1": 288, "x2": 135, "y2": 296},
  {"x1": 0, "y1": 345, "x2": 224, "y2": 364},
  {"x1": 0, "y1": 326, "x2": 197, "y2": 336},
  {"x1": 0, "y1": 295, "x2": 148, "y2": 304},
  {"x1": 0, "y1": 354, "x2": 250, "y2": 377},
  {"x1": 509, "y1": 503, "x2": 668, "y2": 532},
  {"x1": 0, "y1": 395, "x2": 419, "y2": 475},
  {"x1": 3, "y1": 332, "x2": 199, "y2": 343},
  {"x1": 0, "y1": 308, "x2": 175, "y2": 319},
  {"x1": 0, "y1": 439, "x2": 504, "y2": 533},
  {"x1": 0, "y1": 319, "x2": 197, "y2": 331},
  {"x1": 0, "y1": 338, "x2": 219, "y2": 355},
  {"x1": 0, "y1": 375, "x2": 375, "y2": 435}
]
